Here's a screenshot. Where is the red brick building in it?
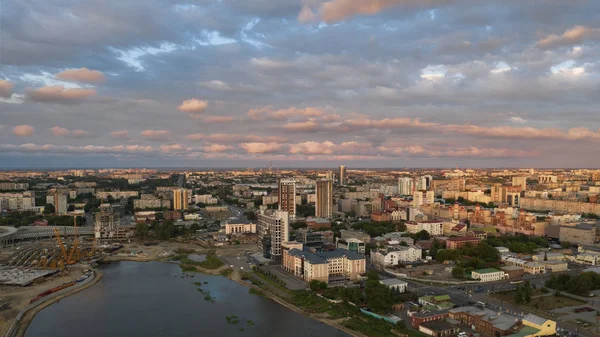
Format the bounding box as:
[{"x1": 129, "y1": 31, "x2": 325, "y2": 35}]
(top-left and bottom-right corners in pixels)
[
  {"x1": 410, "y1": 310, "x2": 449, "y2": 328},
  {"x1": 445, "y1": 236, "x2": 481, "y2": 250}
]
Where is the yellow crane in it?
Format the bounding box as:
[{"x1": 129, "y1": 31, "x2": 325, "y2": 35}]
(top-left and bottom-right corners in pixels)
[
  {"x1": 67, "y1": 215, "x2": 79, "y2": 262},
  {"x1": 53, "y1": 227, "x2": 70, "y2": 267}
]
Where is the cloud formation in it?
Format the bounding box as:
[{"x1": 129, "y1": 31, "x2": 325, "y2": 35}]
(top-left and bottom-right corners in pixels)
[
  {"x1": 239, "y1": 142, "x2": 284, "y2": 154},
  {"x1": 50, "y1": 126, "x2": 94, "y2": 138},
  {"x1": 538, "y1": 26, "x2": 600, "y2": 49},
  {"x1": 248, "y1": 106, "x2": 325, "y2": 120},
  {"x1": 0, "y1": 80, "x2": 14, "y2": 98},
  {"x1": 12, "y1": 125, "x2": 36, "y2": 137},
  {"x1": 178, "y1": 99, "x2": 208, "y2": 116},
  {"x1": 140, "y1": 130, "x2": 171, "y2": 141},
  {"x1": 26, "y1": 86, "x2": 96, "y2": 103},
  {"x1": 55, "y1": 68, "x2": 105, "y2": 83},
  {"x1": 110, "y1": 130, "x2": 129, "y2": 139}
]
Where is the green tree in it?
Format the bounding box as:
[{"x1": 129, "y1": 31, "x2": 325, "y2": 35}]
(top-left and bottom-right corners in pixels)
[
  {"x1": 43, "y1": 204, "x2": 55, "y2": 214},
  {"x1": 452, "y1": 266, "x2": 465, "y2": 279},
  {"x1": 136, "y1": 223, "x2": 150, "y2": 238}
]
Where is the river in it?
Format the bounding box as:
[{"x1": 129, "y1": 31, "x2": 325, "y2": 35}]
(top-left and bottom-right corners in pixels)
[{"x1": 24, "y1": 261, "x2": 350, "y2": 337}]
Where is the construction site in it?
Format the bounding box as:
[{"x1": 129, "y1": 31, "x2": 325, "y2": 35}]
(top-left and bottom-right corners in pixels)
[{"x1": 0, "y1": 217, "x2": 103, "y2": 336}]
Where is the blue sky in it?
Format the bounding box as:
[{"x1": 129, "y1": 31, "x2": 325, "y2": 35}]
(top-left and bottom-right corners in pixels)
[{"x1": 1, "y1": 0, "x2": 600, "y2": 168}]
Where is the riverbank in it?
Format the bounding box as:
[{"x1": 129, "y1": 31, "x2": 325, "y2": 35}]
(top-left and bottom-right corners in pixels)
[
  {"x1": 5, "y1": 269, "x2": 103, "y2": 337},
  {"x1": 227, "y1": 268, "x2": 366, "y2": 337}
]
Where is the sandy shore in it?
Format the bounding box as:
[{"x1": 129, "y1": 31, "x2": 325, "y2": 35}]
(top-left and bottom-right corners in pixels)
[{"x1": 7, "y1": 270, "x2": 104, "y2": 337}]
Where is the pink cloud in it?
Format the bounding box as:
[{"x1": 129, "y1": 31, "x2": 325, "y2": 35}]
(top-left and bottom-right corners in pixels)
[
  {"x1": 283, "y1": 119, "x2": 319, "y2": 132},
  {"x1": 248, "y1": 106, "x2": 325, "y2": 120},
  {"x1": 0, "y1": 80, "x2": 14, "y2": 98},
  {"x1": 12, "y1": 125, "x2": 35, "y2": 137},
  {"x1": 50, "y1": 126, "x2": 70, "y2": 136},
  {"x1": 26, "y1": 85, "x2": 96, "y2": 103},
  {"x1": 55, "y1": 68, "x2": 105, "y2": 83},
  {"x1": 110, "y1": 130, "x2": 129, "y2": 139},
  {"x1": 160, "y1": 144, "x2": 186, "y2": 153},
  {"x1": 299, "y1": 0, "x2": 444, "y2": 23},
  {"x1": 0, "y1": 143, "x2": 154, "y2": 154},
  {"x1": 140, "y1": 130, "x2": 171, "y2": 141},
  {"x1": 239, "y1": 142, "x2": 284, "y2": 154},
  {"x1": 203, "y1": 115, "x2": 235, "y2": 123},
  {"x1": 49, "y1": 126, "x2": 94, "y2": 138},
  {"x1": 289, "y1": 141, "x2": 336, "y2": 155},
  {"x1": 178, "y1": 98, "x2": 208, "y2": 115},
  {"x1": 538, "y1": 25, "x2": 600, "y2": 49},
  {"x1": 186, "y1": 133, "x2": 287, "y2": 143},
  {"x1": 203, "y1": 144, "x2": 233, "y2": 153}
]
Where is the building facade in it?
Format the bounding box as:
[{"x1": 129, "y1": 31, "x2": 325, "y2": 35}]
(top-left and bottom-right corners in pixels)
[
  {"x1": 315, "y1": 179, "x2": 333, "y2": 219},
  {"x1": 225, "y1": 223, "x2": 257, "y2": 235},
  {"x1": 173, "y1": 188, "x2": 188, "y2": 211},
  {"x1": 282, "y1": 245, "x2": 366, "y2": 283},
  {"x1": 278, "y1": 179, "x2": 296, "y2": 220},
  {"x1": 257, "y1": 210, "x2": 290, "y2": 260},
  {"x1": 339, "y1": 165, "x2": 347, "y2": 185}
]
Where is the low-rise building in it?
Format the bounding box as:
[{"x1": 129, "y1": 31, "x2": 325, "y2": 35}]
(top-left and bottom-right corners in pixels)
[
  {"x1": 335, "y1": 238, "x2": 366, "y2": 254},
  {"x1": 542, "y1": 260, "x2": 568, "y2": 272},
  {"x1": 471, "y1": 268, "x2": 506, "y2": 282},
  {"x1": 225, "y1": 223, "x2": 256, "y2": 235},
  {"x1": 500, "y1": 266, "x2": 524, "y2": 280},
  {"x1": 449, "y1": 306, "x2": 520, "y2": 337},
  {"x1": 379, "y1": 279, "x2": 408, "y2": 293},
  {"x1": 418, "y1": 295, "x2": 454, "y2": 310},
  {"x1": 371, "y1": 245, "x2": 422, "y2": 268},
  {"x1": 446, "y1": 236, "x2": 481, "y2": 250},
  {"x1": 520, "y1": 314, "x2": 556, "y2": 337},
  {"x1": 495, "y1": 247, "x2": 510, "y2": 254},
  {"x1": 406, "y1": 220, "x2": 444, "y2": 236},
  {"x1": 419, "y1": 320, "x2": 460, "y2": 337},
  {"x1": 502, "y1": 257, "x2": 545, "y2": 274},
  {"x1": 410, "y1": 310, "x2": 449, "y2": 329}
]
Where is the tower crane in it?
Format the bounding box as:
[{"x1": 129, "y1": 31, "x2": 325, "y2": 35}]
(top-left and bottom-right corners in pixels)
[
  {"x1": 53, "y1": 227, "x2": 70, "y2": 267},
  {"x1": 67, "y1": 215, "x2": 79, "y2": 263}
]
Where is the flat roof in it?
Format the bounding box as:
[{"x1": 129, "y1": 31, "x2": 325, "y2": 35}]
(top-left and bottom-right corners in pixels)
[{"x1": 473, "y1": 268, "x2": 502, "y2": 274}]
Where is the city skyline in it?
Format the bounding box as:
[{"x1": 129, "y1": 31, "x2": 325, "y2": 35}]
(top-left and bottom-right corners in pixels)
[{"x1": 2, "y1": 1, "x2": 600, "y2": 168}]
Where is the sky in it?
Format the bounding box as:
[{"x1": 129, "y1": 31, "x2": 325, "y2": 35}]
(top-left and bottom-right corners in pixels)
[{"x1": 1, "y1": 0, "x2": 600, "y2": 169}]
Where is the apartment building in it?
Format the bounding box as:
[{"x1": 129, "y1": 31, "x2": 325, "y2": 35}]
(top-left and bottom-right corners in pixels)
[
  {"x1": 445, "y1": 236, "x2": 481, "y2": 250},
  {"x1": 173, "y1": 188, "x2": 188, "y2": 211},
  {"x1": 257, "y1": 210, "x2": 290, "y2": 260},
  {"x1": 0, "y1": 192, "x2": 36, "y2": 211},
  {"x1": 96, "y1": 191, "x2": 139, "y2": 200},
  {"x1": 278, "y1": 179, "x2": 296, "y2": 219},
  {"x1": 371, "y1": 245, "x2": 422, "y2": 268},
  {"x1": 406, "y1": 220, "x2": 444, "y2": 236},
  {"x1": 134, "y1": 194, "x2": 171, "y2": 209},
  {"x1": 315, "y1": 179, "x2": 333, "y2": 219}
]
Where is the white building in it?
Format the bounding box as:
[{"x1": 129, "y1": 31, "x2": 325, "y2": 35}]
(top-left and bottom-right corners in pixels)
[
  {"x1": 257, "y1": 210, "x2": 290, "y2": 260},
  {"x1": 398, "y1": 177, "x2": 414, "y2": 196},
  {"x1": 371, "y1": 246, "x2": 422, "y2": 267},
  {"x1": 225, "y1": 223, "x2": 257, "y2": 235},
  {"x1": 379, "y1": 279, "x2": 408, "y2": 293},
  {"x1": 471, "y1": 268, "x2": 506, "y2": 282}
]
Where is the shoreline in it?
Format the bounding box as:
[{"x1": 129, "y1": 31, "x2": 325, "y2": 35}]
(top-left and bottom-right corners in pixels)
[
  {"x1": 227, "y1": 270, "x2": 366, "y2": 337},
  {"x1": 7, "y1": 270, "x2": 104, "y2": 337}
]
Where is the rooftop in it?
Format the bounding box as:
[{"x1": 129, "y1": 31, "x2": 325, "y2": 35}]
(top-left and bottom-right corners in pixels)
[
  {"x1": 449, "y1": 306, "x2": 518, "y2": 330},
  {"x1": 473, "y1": 268, "x2": 502, "y2": 274},
  {"x1": 507, "y1": 326, "x2": 541, "y2": 337},
  {"x1": 420, "y1": 319, "x2": 457, "y2": 332},
  {"x1": 522, "y1": 314, "x2": 547, "y2": 326},
  {"x1": 447, "y1": 236, "x2": 481, "y2": 242},
  {"x1": 380, "y1": 279, "x2": 408, "y2": 286},
  {"x1": 288, "y1": 247, "x2": 365, "y2": 264}
]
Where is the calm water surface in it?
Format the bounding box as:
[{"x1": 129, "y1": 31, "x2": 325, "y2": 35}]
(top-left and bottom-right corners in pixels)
[{"x1": 25, "y1": 261, "x2": 349, "y2": 337}]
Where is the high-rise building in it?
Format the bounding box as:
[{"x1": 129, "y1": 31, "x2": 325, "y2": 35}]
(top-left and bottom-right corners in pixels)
[
  {"x1": 315, "y1": 179, "x2": 333, "y2": 219},
  {"x1": 257, "y1": 210, "x2": 290, "y2": 260},
  {"x1": 398, "y1": 177, "x2": 413, "y2": 195},
  {"x1": 278, "y1": 179, "x2": 296, "y2": 219},
  {"x1": 413, "y1": 190, "x2": 424, "y2": 207},
  {"x1": 46, "y1": 192, "x2": 68, "y2": 215},
  {"x1": 173, "y1": 188, "x2": 188, "y2": 210},
  {"x1": 339, "y1": 165, "x2": 347, "y2": 185},
  {"x1": 512, "y1": 176, "x2": 528, "y2": 192},
  {"x1": 491, "y1": 184, "x2": 505, "y2": 204}
]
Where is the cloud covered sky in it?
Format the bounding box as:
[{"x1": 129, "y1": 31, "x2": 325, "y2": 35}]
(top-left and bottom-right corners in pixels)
[{"x1": 1, "y1": 0, "x2": 600, "y2": 168}]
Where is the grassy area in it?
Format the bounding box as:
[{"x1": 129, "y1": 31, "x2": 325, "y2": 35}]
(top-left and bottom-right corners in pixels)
[
  {"x1": 343, "y1": 316, "x2": 399, "y2": 337},
  {"x1": 179, "y1": 253, "x2": 224, "y2": 270},
  {"x1": 289, "y1": 290, "x2": 349, "y2": 318},
  {"x1": 219, "y1": 268, "x2": 233, "y2": 277},
  {"x1": 492, "y1": 291, "x2": 585, "y2": 310}
]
